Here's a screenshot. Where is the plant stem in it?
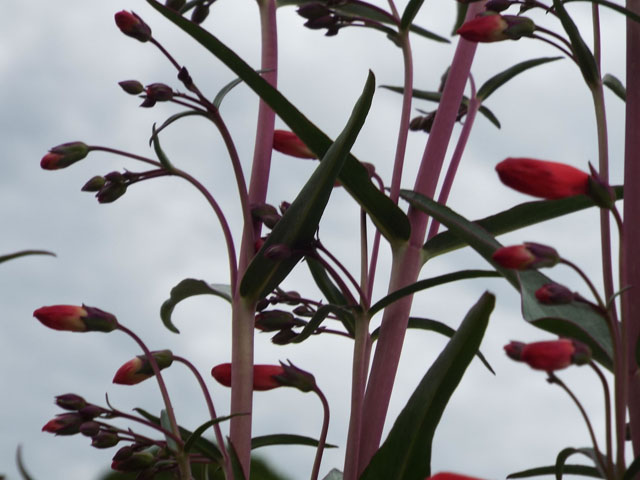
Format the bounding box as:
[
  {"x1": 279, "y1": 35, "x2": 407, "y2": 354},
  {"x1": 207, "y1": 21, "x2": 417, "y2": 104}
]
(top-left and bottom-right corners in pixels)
[
  {"x1": 310, "y1": 387, "x2": 331, "y2": 480},
  {"x1": 590, "y1": 361, "x2": 615, "y2": 479},
  {"x1": 89, "y1": 147, "x2": 163, "y2": 168}
]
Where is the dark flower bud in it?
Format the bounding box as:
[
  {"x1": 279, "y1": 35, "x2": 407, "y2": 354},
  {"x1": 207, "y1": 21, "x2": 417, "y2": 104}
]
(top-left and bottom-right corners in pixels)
[
  {"x1": 79, "y1": 405, "x2": 107, "y2": 418},
  {"x1": 112, "y1": 447, "x2": 157, "y2": 471},
  {"x1": 191, "y1": 4, "x2": 210, "y2": 24},
  {"x1": 535, "y1": 283, "x2": 575, "y2": 305},
  {"x1": 485, "y1": 0, "x2": 511, "y2": 12},
  {"x1": 118, "y1": 80, "x2": 145, "y2": 95},
  {"x1": 55, "y1": 393, "x2": 87, "y2": 411},
  {"x1": 255, "y1": 310, "x2": 306, "y2": 332},
  {"x1": 252, "y1": 203, "x2": 281, "y2": 229},
  {"x1": 297, "y1": 3, "x2": 331, "y2": 19},
  {"x1": 91, "y1": 431, "x2": 120, "y2": 449},
  {"x1": 264, "y1": 244, "x2": 292, "y2": 260},
  {"x1": 79, "y1": 421, "x2": 101, "y2": 437},
  {"x1": 114, "y1": 11, "x2": 152, "y2": 42},
  {"x1": 42, "y1": 413, "x2": 84, "y2": 435},
  {"x1": 271, "y1": 329, "x2": 298, "y2": 345},
  {"x1": 587, "y1": 163, "x2": 616, "y2": 209},
  {"x1": 165, "y1": 0, "x2": 186, "y2": 11},
  {"x1": 279, "y1": 201, "x2": 291, "y2": 214},
  {"x1": 273, "y1": 361, "x2": 317, "y2": 392},
  {"x1": 256, "y1": 298, "x2": 270, "y2": 311},
  {"x1": 97, "y1": 182, "x2": 127, "y2": 204},
  {"x1": 305, "y1": 15, "x2": 337, "y2": 30},
  {"x1": 82, "y1": 176, "x2": 106, "y2": 192},
  {"x1": 409, "y1": 113, "x2": 436, "y2": 133},
  {"x1": 145, "y1": 83, "x2": 174, "y2": 102},
  {"x1": 293, "y1": 305, "x2": 315, "y2": 317}
]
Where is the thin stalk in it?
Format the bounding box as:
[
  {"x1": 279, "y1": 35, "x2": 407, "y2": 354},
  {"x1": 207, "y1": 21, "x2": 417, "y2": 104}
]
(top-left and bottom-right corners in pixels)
[
  {"x1": 357, "y1": 4, "x2": 485, "y2": 472},
  {"x1": 316, "y1": 242, "x2": 368, "y2": 307},
  {"x1": 310, "y1": 388, "x2": 331, "y2": 480},
  {"x1": 108, "y1": 407, "x2": 183, "y2": 445},
  {"x1": 360, "y1": 209, "x2": 370, "y2": 304},
  {"x1": 174, "y1": 355, "x2": 231, "y2": 478},
  {"x1": 89, "y1": 147, "x2": 162, "y2": 168},
  {"x1": 590, "y1": 361, "x2": 615, "y2": 479},
  {"x1": 427, "y1": 76, "x2": 479, "y2": 240},
  {"x1": 117, "y1": 324, "x2": 192, "y2": 480}
]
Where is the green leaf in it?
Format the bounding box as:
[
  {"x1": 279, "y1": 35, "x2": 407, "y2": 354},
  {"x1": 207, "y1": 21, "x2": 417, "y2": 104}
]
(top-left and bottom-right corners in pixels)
[
  {"x1": 322, "y1": 469, "x2": 344, "y2": 480},
  {"x1": 453, "y1": 3, "x2": 468, "y2": 35},
  {"x1": 555, "y1": 447, "x2": 601, "y2": 480},
  {"x1": 507, "y1": 464, "x2": 602, "y2": 479},
  {"x1": 291, "y1": 304, "x2": 353, "y2": 343},
  {"x1": 306, "y1": 256, "x2": 354, "y2": 334},
  {"x1": 0, "y1": 250, "x2": 55, "y2": 264},
  {"x1": 161, "y1": 409, "x2": 179, "y2": 453},
  {"x1": 401, "y1": 190, "x2": 614, "y2": 370},
  {"x1": 151, "y1": 123, "x2": 176, "y2": 171},
  {"x1": 160, "y1": 279, "x2": 232, "y2": 334},
  {"x1": 553, "y1": 0, "x2": 599, "y2": 89},
  {"x1": 369, "y1": 269, "x2": 500, "y2": 316},
  {"x1": 422, "y1": 187, "x2": 623, "y2": 261},
  {"x1": 134, "y1": 408, "x2": 223, "y2": 463},
  {"x1": 623, "y1": 453, "x2": 640, "y2": 480},
  {"x1": 371, "y1": 317, "x2": 495, "y2": 374},
  {"x1": 213, "y1": 69, "x2": 271, "y2": 109},
  {"x1": 240, "y1": 71, "x2": 376, "y2": 301},
  {"x1": 603, "y1": 73, "x2": 626, "y2": 101},
  {"x1": 360, "y1": 292, "x2": 495, "y2": 480},
  {"x1": 476, "y1": 57, "x2": 562, "y2": 101},
  {"x1": 147, "y1": 0, "x2": 410, "y2": 244},
  {"x1": 184, "y1": 415, "x2": 234, "y2": 454},
  {"x1": 251, "y1": 434, "x2": 337, "y2": 450},
  {"x1": 400, "y1": 0, "x2": 425, "y2": 31},
  {"x1": 151, "y1": 111, "x2": 206, "y2": 142},
  {"x1": 228, "y1": 442, "x2": 247, "y2": 480},
  {"x1": 478, "y1": 105, "x2": 501, "y2": 128},
  {"x1": 16, "y1": 446, "x2": 35, "y2": 480},
  {"x1": 563, "y1": 0, "x2": 640, "y2": 24}
]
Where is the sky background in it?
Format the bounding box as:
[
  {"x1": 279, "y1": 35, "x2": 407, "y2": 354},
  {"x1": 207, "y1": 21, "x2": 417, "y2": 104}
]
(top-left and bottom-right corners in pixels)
[{"x1": 0, "y1": 1, "x2": 630, "y2": 479}]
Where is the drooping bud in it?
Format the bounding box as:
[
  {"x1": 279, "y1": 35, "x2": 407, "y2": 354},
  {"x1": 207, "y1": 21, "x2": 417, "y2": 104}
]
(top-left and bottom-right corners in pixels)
[
  {"x1": 211, "y1": 363, "x2": 286, "y2": 391},
  {"x1": 273, "y1": 130, "x2": 316, "y2": 159},
  {"x1": 495, "y1": 158, "x2": 590, "y2": 199},
  {"x1": 33, "y1": 305, "x2": 118, "y2": 332},
  {"x1": 273, "y1": 361, "x2": 317, "y2": 392},
  {"x1": 113, "y1": 350, "x2": 174, "y2": 385},
  {"x1": 41, "y1": 142, "x2": 90, "y2": 170},
  {"x1": 535, "y1": 283, "x2": 575, "y2": 305},
  {"x1": 55, "y1": 393, "x2": 87, "y2": 411},
  {"x1": 457, "y1": 13, "x2": 535, "y2": 42},
  {"x1": 492, "y1": 242, "x2": 559, "y2": 270},
  {"x1": 42, "y1": 413, "x2": 85, "y2": 435},
  {"x1": 118, "y1": 80, "x2": 145, "y2": 95},
  {"x1": 114, "y1": 11, "x2": 152, "y2": 42},
  {"x1": 505, "y1": 339, "x2": 592, "y2": 371}
]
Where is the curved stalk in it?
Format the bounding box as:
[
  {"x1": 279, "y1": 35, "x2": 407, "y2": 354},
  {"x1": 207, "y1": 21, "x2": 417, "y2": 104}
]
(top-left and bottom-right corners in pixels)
[{"x1": 310, "y1": 387, "x2": 331, "y2": 480}]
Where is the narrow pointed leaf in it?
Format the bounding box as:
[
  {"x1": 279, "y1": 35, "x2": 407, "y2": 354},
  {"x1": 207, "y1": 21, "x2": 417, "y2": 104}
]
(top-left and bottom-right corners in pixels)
[
  {"x1": 401, "y1": 0, "x2": 426, "y2": 31},
  {"x1": 623, "y1": 453, "x2": 640, "y2": 480},
  {"x1": 306, "y1": 256, "x2": 355, "y2": 333},
  {"x1": 371, "y1": 317, "x2": 495, "y2": 374},
  {"x1": 147, "y1": 0, "x2": 410, "y2": 244},
  {"x1": 251, "y1": 434, "x2": 337, "y2": 449},
  {"x1": 369, "y1": 269, "x2": 500, "y2": 316},
  {"x1": 151, "y1": 111, "x2": 206, "y2": 142},
  {"x1": 556, "y1": 448, "x2": 601, "y2": 480},
  {"x1": 0, "y1": 250, "x2": 55, "y2": 264},
  {"x1": 213, "y1": 68, "x2": 271, "y2": 109},
  {"x1": 151, "y1": 123, "x2": 175, "y2": 171},
  {"x1": 291, "y1": 304, "x2": 353, "y2": 343},
  {"x1": 553, "y1": 0, "x2": 599, "y2": 88},
  {"x1": 184, "y1": 415, "x2": 234, "y2": 454},
  {"x1": 507, "y1": 464, "x2": 602, "y2": 478},
  {"x1": 16, "y1": 446, "x2": 35, "y2": 480},
  {"x1": 422, "y1": 187, "x2": 623, "y2": 261},
  {"x1": 401, "y1": 190, "x2": 613, "y2": 370},
  {"x1": 603, "y1": 73, "x2": 626, "y2": 101},
  {"x1": 479, "y1": 105, "x2": 501, "y2": 128},
  {"x1": 476, "y1": 57, "x2": 562, "y2": 101},
  {"x1": 228, "y1": 442, "x2": 247, "y2": 480},
  {"x1": 240, "y1": 72, "x2": 375, "y2": 301},
  {"x1": 360, "y1": 292, "x2": 495, "y2": 480},
  {"x1": 564, "y1": 0, "x2": 640, "y2": 23},
  {"x1": 453, "y1": 3, "x2": 468, "y2": 34},
  {"x1": 322, "y1": 469, "x2": 344, "y2": 480},
  {"x1": 160, "y1": 279, "x2": 232, "y2": 333},
  {"x1": 160, "y1": 409, "x2": 179, "y2": 453}
]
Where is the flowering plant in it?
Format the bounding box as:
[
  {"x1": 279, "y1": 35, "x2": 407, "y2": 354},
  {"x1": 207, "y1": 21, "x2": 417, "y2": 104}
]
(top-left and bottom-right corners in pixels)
[{"x1": 3, "y1": 1, "x2": 640, "y2": 479}]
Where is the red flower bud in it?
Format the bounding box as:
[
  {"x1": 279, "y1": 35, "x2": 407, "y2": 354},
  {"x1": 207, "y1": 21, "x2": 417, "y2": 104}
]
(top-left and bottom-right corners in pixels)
[
  {"x1": 211, "y1": 363, "x2": 286, "y2": 391},
  {"x1": 505, "y1": 339, "x2": 591, "y2": 371},
  {"x1": 114, "y1": 11, "x2": 152, "y2": 42},
  {"x1": 457, "y1": 14, "x2": 535, "y2": 42},
  {"x1": 495, "y1": 158, "x2": 590, "y2": 199},
  {"x1": 33, "y1": 304, "x2": 118, "y2": 332},
  {"x1": 113, "y1": 350, "x2": 173, "y2": 385},
  {"x1": 55, "y1": 393, "x2": 87, "y2": 411},
  {"x1": 41, "y1": 142, "x2": 90, "y2": 170},
  {"x1": 42, "y1": 413, "x2": 84, "y2": 435},
  {"x1": 273, "y1": 130, "x2": 316, "y2": 159},
  {"x1": 492, "y1": 242, "x2": 559, "y2": 270},
  {"x1": 535, "y1": 283, "x2": 575, "y2": 304}
]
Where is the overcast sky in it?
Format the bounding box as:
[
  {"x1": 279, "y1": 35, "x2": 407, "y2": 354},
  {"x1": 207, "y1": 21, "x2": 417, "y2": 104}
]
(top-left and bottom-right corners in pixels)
[{"x1": 0, "y1": 1, "x2": 630, "y2": 479}]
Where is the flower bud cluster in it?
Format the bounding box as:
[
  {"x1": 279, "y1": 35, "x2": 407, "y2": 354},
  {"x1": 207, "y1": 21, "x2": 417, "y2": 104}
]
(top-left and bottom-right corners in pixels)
[{"x1": 296, "y1": 3, "x2": 354, "y2": 36}]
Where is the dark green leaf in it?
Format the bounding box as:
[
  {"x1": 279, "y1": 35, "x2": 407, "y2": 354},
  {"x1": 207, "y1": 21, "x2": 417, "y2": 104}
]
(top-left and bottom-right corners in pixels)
[
  {"x1": 240, "y1": 72, "x2": 376, "y2": 301},
  {"x1": 476, "y1": 57, "x2": 562, "y2": 101},
  {"x1": 507, "y1": 464, "x2": 602, "y2": 479},
  {"x1": 161, "y1": 409, "x2": 179, "y2": 453},
  {"x1": 371, "y1": 317, "x2": 495, "y2": 374},
  {"x1": 228, "y1": 442, "x2": 247, "y2": 480},
  {"x1": 151, "y1": 111, "x2": 206, "y2": 142},
  {"x1": 184, "y1": 415, "x2": 234, "y2": 454},
  {"x1": 478, "y1": 105, "x2": 501, "y2": 128},
  {"x1": 16, "y1": 446, "x2": 35, "y2": 480},
  {"x1": 322, "y1": 469, "x2": 344, "y2": 480},
  {"x1": 160, "y1": 279, "x2": 232, "y2": 334},
  {"x1": 422, "y1": 187, "x2": 623, "y2": 261},
  {"x1": 401, "y1": 0, "x2": 425, "y2": 31},
  {"x1": 553, "y1": 0, "x2": 599, "y2": 88},
  {"x1": 213, "y1": 69, "x2": 272, "y2": 109},
  {"x1": 555, "y1": 447, "x2": 601, "y2": 480},
  {"x1": 564, "y1": 0, "x2": 640, "y2": 24},
  {"x1": 623, "y1": 453, "x2": 640, "y2": 480},
  {"x1": 369, "y1": 269, "x2": 500, "y2": 316},
  {"x1": 251, "y1": 434, "x2": 337, "y2": 450},
  {"x1": 603, "y1": 73, "x2": 626, "y2": 101},
  {"x1": 290, "y1": 304, "x2": 353, "y2": 343},
  {"x1": 0, "y1": 250, "x2": 55, "y2": 264},
  {"x1": 147, "y1": 0, "x2": 410, "y2": 244},
  {"x1": 453, "y1": 3, "x2": 468, "y2": 35},
  {"x1": 401, "y1": 190, "x2": 614, "y2": 370},
  {"x1": 151, "y1": 123, "x2": 176, "y2": 171},
  {"x1": 360, "y1": 292, "x2": 495, "y2": 480},
  {"x1": 134, "y1": 408, "x2": 223, "y2": 463}
]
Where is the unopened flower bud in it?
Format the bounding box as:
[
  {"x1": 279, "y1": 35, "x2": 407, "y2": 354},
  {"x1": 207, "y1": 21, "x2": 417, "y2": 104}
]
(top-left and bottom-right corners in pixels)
[
  {"x1": 113, "y1": 349, "x2": 174, "y2": 385},
  {"x1": 191, "y1": 4, "x2": 210, "y2": 24},
  {"x1": 118, "y1": 80, "x2": 145, "y2": 95},
  {"x1": 535, "y1": 283, "x2": 575, "y2": 304},
  {"x1": 81, "y1": 176, "x2": 106, "y2": 192},
  {"x1": 97, "y1": 181, "x2": 128, "y2": 204},
  {"x1": 279, "y1": 201, "x2": 291, "y2": 214},
  {"x1": 145, "y1": 83, "x2": 174, "y2": 102},
  {"x1": 485, "y1": 0, "x2": 512, "y2": 12},
  {"x1": 55, "y1": 393, "x2": 87, "y2": 411},
  {"x1": 79, "y1": 421, "x2": 101, "y2": 437},
  {"x1": 505, "y1": 339, "x2": 591, "y2": 371},
  {"x1": 409, "y1": 113, "x2": 436, "y2": 133},
  {"x1": 587, "y1": 164, "x2": 616, "y2": 209},
  {"x1": 33, "y1": 304, "x2": 118, "y2": 332},
  {"x1": 91, "y1": 431, "x2": 120, "y2": 449},
  {"x1": 79, "y1": 405, "x2": 106, "y2": 418},
  {"x1": 252, "y1": 203, "x2": 281, "y2": 229},
  {"x1": 165, "y1": 0, "x2": 186, "y2": 11},
  {"x1": 41, "y1": 142, "x2": 90, "y2": 170},
  {"x1": 114, "y1": 11, "x2": 152, "y2": 42},
  {"x1": 457, "y1": 13, "x2": 535, "y2": 42},
  {"x1": 273, "y1": 361, "x2": 317, "y2": 392},
  {"x1": 111, "y1": 447, "x2": 157, "y2": 471},
  {"x1": 42, "y1": 413, "x2": 84, "y2": 435},
  {"x1": 492, "y1": 242, "x2": 559, "y2": 270},
  {"x1": 293, "y1": 305, "x2": 315, "y2": 317},
  {"x1": 273, "y1": 130, "x2": 316, "y2": 159},
  {"x1": 255, "y1": 310, "x2": 305, "y2": 332},
  {"x1": 271, "y1": 329, "x2": 297, "y2": 345},
  {"x1": 297, "y1": 4, "x2": 331, "y2": 19},
  {"x1": 211, "y1": 363, "x2": 286, "y2": 391}
]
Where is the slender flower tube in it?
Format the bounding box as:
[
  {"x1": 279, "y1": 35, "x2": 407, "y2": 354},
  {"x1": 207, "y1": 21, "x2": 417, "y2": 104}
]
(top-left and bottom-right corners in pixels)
[
  {"x1": 211, "y1": 363, "x2": 285, "y2": 391},
  {"x1": 457, "y1": 14, "x2": 535, "y2": 43},
  {"x1": 504, "y1": 339, "x2": 592, "y2": 371},
  {"x1": 33, "y1": 305, "x2": 118, "y2": 332},
  {"x1": 40, "y1": 142, "x2": 90, "y2": 170},
  {"x1": 492, "y1": 242, "x2": 559, "y2": 270},
  {"x1": 113, "y1": 350, "x2": 174, "y2": 385},
  {"x1": 273, "y1": 130, "x2": 316, "y2": 159},
  {"x1": 495, "y1": 158, "x2": 590, "y2": 199}
]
